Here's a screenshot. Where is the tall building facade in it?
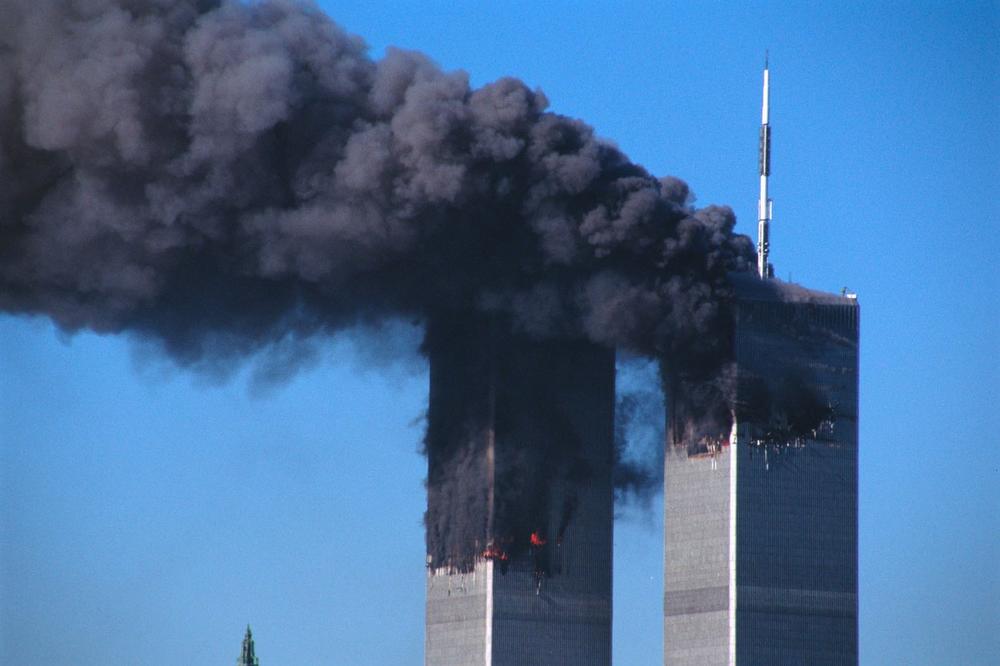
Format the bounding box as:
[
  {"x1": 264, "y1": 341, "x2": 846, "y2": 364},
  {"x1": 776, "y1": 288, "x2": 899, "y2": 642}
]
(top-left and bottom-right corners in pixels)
[
  {"x1": 424, "y1": 315, "x2": 615, "y2": 666},
  {"x1": 664, "y1": 281, "x2": 859, "y2": 665}
]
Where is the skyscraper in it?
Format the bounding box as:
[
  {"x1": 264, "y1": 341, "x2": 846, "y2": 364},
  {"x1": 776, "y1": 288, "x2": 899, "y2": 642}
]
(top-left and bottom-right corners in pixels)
[
  {"x1": 663, "y1": 279, "x2": 859, "y2": 665},
  {"x1": 237, "y1": 625, "x2": 260, "y2": 666},
  {"x1": 424, "y1": 314, "x2": 615, "y2": 666}
]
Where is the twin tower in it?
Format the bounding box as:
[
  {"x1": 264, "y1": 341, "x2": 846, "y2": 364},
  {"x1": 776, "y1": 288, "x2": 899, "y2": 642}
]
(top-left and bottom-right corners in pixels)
[{"x1": 423, "y1": 61, "x2": 859, "y2": 666}]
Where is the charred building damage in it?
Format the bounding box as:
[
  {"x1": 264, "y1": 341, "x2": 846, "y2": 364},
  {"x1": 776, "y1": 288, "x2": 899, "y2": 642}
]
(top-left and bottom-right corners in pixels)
[
  {"x1": 664, "y1": 277, "x2": 859, "y2": 665},
  {"x1": 424, "y1": 313, "x2": 614, "y2": 665}
]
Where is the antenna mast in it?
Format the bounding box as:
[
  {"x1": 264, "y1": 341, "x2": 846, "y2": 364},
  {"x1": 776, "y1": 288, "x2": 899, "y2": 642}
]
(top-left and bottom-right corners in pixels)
[{"x1": 757, "y1": 52, "x2": 773, "y2": 279}]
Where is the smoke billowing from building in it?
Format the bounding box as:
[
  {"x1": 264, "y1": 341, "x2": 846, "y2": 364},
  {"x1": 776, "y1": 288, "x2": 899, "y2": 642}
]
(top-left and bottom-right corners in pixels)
[
  {"x1": 424, "y1": 312, "x2": 615, "y2": 575},
  {"x1": 1, "y1": 1, "x2": 833, "y2": 570},
  {"x1": 0, "y1": 0, "x2": 752, "y2": 369}
]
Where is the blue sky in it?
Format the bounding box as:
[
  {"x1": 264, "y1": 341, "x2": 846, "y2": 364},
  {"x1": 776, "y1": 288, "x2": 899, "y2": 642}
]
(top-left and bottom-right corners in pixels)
[{"x1": 2, "y1": 1, "x2": 998, "y2": 664}]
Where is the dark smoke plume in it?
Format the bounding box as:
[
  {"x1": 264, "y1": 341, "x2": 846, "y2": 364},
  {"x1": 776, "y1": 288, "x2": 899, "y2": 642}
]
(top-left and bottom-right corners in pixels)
[
  {"x1": 0, "y1": 0, "x2": 753, "y2": 370},
  {"x1": 423, "y1": 314, "x2": 615, "y2": 572},
  {"x1": 2, "y1": 1, "x2": 775, "y2": 570}
]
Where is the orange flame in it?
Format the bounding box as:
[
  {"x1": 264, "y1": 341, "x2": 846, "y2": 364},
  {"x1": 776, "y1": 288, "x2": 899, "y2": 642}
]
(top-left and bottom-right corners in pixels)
[{"x1": 530, "y1": 532, "x2": 547, "y2": 547}]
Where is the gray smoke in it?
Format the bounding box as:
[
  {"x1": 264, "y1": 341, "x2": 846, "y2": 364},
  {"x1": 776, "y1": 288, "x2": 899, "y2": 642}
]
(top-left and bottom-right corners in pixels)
[
  {"x1": 0, "y1": 0, "x2": 755, "y2": 375},
  {"x1": 613, "y1": 359, "x2": 666, "y2": 508}
]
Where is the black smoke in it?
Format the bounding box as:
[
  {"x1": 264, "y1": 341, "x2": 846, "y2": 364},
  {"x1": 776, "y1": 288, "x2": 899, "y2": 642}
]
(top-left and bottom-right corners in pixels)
[
  {"x1": 423, "y1": 313, "x2": 615, "y2": 572},
  {"x1": 0, "y1": 0, "x2": 753, "y2": 371},
  {"x1": 735, "y1": 373, "x2": 835, "y2": 448},
  {"x1": 2, "y1": 1, "x2": 777, "y2": 570},
  {"x1": 666, "y1": 361, "x2": 837, "y2": 457}
]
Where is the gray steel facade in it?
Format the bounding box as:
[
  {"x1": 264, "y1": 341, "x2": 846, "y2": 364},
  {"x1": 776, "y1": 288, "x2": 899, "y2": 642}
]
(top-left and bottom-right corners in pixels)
[
  {"x1": 425, "y1": 330, "x2": 615, "y2": 666},
  {"x1": 664, "y1": 288, "x2": 859, "y2": 665}
]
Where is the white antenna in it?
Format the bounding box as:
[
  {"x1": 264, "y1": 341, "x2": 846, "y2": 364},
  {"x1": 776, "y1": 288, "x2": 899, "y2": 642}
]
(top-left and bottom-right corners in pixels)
[{"x1": 757, "y1": 52, "x2": 773, "y2": 279}]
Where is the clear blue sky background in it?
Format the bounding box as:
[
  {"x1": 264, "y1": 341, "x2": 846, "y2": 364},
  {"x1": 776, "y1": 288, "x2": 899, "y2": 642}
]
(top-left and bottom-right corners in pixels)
[{"x1": 2, "y1": 1, "x2": 998, "y2": 664}]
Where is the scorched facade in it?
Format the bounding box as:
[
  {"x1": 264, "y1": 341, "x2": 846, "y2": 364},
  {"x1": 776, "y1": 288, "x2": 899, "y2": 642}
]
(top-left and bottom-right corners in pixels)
[
  {"x1": 424, "y1": 314, "x2": 615, "y2": 666},
  {"x1": 664, "y1": 281, "x2": 859, "y2": 665}
]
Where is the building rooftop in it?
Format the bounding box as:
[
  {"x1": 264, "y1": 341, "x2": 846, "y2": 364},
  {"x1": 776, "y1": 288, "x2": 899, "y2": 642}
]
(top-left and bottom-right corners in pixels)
[{"x1": 730, "y1": 271, "x2": 858, "y2": 305}]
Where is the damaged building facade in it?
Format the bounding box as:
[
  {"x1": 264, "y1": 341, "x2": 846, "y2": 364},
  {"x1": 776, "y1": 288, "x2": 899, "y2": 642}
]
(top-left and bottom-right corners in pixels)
[
  {"x1": 424, "y1": 314, "x2": 615, "y2": 666},
  {"x1": 663, "y1": 280, "x2": 860, "y2": 665}
]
